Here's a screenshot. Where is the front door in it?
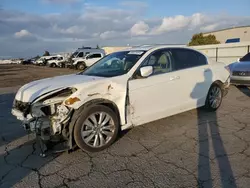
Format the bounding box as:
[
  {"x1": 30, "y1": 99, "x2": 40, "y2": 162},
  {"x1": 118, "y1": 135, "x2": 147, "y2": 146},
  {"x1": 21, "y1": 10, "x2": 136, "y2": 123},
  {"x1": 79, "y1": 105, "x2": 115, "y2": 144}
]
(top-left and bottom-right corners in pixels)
[{"x1": 128, "y1": 49, "x2": 186, "y2": 126}]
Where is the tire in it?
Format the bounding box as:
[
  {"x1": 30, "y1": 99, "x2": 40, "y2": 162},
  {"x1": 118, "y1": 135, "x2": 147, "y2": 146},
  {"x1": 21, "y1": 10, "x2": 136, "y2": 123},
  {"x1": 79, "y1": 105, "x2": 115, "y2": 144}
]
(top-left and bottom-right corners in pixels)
[
  {"x1": 60, "y1": 63, "x2": 65, "y2": 68},
  {"x1": 205, "y1": 83, "x2": 223, "y2": 111},
  {"x1": 77, "y1": 62, "x2": 86, "y2": 70},
  {"x1": 51, "y1": 63, "x2": 56, "y2": 68},
  {"x1": 73, "y1": 105, "x2": 119, "y2": 152}
]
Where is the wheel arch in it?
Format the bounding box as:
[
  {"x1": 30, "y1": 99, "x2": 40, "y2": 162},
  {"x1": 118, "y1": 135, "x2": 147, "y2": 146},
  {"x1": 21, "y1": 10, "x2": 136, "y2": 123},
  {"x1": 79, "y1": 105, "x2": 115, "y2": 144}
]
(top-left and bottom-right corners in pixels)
[{"x1": 66, "y1": 98, "x2": 121, "y2": 149}]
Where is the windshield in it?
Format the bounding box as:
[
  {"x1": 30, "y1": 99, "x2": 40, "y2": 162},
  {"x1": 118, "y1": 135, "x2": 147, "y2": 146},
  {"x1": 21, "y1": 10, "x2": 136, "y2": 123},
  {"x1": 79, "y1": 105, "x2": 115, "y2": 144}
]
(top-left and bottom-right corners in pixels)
[
  {"x1": 81, "y1": 50, "x2": 146, "y2": 77},
  {"x1": 240, "y1": 52, "x2": 250, "y2": 62},
  {"x1": 72, "y1": 51, "x2": 78, "y2": 58}
]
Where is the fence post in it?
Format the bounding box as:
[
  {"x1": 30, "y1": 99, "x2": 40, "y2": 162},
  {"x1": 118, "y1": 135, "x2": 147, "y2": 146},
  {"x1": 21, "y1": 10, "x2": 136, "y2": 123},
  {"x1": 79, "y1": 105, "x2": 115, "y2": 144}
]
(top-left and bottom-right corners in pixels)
[{"x1": 216, "y1": 47, "x2": 218, "y2": 62}]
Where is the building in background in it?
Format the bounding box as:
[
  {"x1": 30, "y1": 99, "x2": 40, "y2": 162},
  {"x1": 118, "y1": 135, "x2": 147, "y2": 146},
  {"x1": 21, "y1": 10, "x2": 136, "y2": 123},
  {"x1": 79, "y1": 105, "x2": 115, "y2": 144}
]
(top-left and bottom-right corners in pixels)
[{"x1": 203, "y1": 25, "x2": 250, "y2": 44}]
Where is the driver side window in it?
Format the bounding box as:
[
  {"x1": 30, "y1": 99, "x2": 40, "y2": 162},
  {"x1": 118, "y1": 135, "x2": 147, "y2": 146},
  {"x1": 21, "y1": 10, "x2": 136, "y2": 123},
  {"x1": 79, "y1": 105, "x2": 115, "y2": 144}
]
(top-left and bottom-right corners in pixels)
[{"x1": 141, "y1": 49, "x2": 173, "y2": 76}]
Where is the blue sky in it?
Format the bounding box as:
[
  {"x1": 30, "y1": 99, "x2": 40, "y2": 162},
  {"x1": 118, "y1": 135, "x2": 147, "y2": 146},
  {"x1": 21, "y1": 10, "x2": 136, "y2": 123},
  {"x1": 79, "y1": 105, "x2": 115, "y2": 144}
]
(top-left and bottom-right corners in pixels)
[
  {"x1": 0, "y1": 0, "x2": 250, "y2": 58},
  {"x1": 1, "y1": 0, "x2": 250, "y2": 16}
]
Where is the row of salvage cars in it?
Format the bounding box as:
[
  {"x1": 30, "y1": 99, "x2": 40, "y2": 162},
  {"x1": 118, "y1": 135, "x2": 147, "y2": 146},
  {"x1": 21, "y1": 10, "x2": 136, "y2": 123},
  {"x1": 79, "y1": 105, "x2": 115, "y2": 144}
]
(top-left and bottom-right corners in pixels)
[
  {"x1": 11, "y1": 46, "x2": 249, "y2": 156},
  {"x1": 24, "y1": 47, "x2": 107, "y2": 70}
]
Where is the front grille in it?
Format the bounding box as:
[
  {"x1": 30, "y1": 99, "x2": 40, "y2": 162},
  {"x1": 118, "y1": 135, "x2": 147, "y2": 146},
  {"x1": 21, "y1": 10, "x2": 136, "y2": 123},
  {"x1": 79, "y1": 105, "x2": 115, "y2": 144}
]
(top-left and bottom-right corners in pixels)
[
  {"x1": 232, "y1": 71, "x2": 250, "y2": 76},
  {"x1": 13, "y1": 100, "x2": 31, "y2": 115}
]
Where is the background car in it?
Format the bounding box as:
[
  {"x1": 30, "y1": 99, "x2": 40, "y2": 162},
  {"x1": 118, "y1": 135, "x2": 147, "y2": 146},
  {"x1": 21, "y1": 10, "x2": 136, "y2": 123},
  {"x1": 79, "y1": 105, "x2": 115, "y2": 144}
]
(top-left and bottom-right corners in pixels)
[
  {"x1": 72, "y1": 52, "x2": 105, "y2": 70},
  {"x1": 228, "y1": 52, "x2": 250, "y2": 86},
  {"x1": 46, "y1": 56, "x2": 67, "y2": 68},
  {"x1": 21, "y1": 57, "x2": 37, "y2": 65}
]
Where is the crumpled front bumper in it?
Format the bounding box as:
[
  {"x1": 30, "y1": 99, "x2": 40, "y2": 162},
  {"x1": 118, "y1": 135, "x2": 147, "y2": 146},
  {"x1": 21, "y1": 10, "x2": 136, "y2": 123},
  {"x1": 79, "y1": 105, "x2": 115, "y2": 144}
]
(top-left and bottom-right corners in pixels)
[{"x1": 11, "y1": 108, "x2": 36, "y2": 129}]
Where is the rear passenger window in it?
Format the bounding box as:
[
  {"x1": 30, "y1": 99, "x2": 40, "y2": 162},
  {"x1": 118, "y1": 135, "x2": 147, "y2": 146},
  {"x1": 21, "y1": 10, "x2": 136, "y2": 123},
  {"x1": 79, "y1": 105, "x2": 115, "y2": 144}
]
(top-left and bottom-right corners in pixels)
[
  {"x1": 197, "y1": 53, "x2": 207, "y2": 66},
  {"x1": 171, "y1": 49, "x2": 206, "y2": 71}
]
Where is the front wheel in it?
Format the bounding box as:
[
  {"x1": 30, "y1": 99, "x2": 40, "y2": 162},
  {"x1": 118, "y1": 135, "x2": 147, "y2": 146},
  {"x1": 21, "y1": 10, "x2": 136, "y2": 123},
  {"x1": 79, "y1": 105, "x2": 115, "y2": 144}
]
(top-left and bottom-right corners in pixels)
[
  {"x1": 205, "y1": 83, "x2": 223, "y2": 111},
  {"x1": 73, "y1": 105, "x2": 119, "y2": 152},
  {"x1": 77, "y1": 62, "x2": 86, "y2": 70}
]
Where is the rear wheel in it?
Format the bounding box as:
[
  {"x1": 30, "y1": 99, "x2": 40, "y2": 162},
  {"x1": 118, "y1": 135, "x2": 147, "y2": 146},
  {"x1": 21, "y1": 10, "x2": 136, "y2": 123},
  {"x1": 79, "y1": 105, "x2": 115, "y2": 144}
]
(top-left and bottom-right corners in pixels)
[
  {"x1": 51, "y1": 63, "x2": 56, "y2": 68},
  {"x1": 74, "y1": 105, "x2": 119, "y2": 152},
  {"x1": 205, "y1": 83, "x2": 223, "y2": 111}
]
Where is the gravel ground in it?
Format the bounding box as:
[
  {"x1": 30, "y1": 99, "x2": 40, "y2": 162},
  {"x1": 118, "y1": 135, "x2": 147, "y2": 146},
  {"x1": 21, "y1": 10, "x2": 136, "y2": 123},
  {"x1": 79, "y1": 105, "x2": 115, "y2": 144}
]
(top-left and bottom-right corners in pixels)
[
  {"x1": 0, "y1": 64, "x2": 250, "y2": 188},
  {"x1": 0, "y1": 64, "x2": 77, "y2": 88}
]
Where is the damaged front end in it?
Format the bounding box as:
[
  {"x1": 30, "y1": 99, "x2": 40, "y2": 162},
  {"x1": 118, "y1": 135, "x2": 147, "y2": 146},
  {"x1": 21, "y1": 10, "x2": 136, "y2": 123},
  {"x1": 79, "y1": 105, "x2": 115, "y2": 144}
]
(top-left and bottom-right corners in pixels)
[{"x1": 12, "y1": 88, "x2": 77, "y2": 155}]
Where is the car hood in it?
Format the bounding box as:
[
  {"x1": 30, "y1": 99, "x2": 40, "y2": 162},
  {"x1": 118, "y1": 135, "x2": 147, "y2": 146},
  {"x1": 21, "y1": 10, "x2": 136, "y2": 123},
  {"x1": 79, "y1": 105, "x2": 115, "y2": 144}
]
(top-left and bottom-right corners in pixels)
[
  {"x1": 15, "y1": 74, "x2": 104, "y2": 102},
  {"x1": 231, "y1": 61, "x2": 250, "y2": 71}
]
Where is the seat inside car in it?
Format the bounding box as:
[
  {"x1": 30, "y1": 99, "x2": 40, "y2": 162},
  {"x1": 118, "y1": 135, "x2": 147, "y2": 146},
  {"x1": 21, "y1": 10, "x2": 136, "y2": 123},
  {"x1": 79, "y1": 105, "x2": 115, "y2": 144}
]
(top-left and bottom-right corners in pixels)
[{"x1": 154, "y1": 52, "x2": 173, "y2": 74}]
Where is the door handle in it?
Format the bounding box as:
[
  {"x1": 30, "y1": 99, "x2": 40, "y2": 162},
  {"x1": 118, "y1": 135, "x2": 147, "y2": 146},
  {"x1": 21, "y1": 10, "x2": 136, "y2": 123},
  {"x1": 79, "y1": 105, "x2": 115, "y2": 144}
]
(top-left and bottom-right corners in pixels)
[{"x1": 170, "y1": 76, "x2": 180, "y2": 81}]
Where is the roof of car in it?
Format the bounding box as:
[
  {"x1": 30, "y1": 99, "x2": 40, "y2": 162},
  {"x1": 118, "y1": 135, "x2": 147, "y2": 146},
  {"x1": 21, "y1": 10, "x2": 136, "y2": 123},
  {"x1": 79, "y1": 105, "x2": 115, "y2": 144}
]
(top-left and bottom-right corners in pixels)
[{"x1": 126, "y1": 45, "x2": 197, "y2": 52}]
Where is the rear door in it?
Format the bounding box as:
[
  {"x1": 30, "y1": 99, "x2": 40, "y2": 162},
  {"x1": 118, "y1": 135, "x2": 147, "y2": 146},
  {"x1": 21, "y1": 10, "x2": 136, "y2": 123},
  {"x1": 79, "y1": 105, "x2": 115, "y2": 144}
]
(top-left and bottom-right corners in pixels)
[{"x1": 170, "y1": 48, "x2": 210, "y2": 109}]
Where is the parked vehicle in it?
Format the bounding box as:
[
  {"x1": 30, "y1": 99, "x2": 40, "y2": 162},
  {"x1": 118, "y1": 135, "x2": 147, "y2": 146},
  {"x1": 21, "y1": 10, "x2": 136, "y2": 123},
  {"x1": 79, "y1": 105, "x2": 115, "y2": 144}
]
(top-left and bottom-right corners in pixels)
[
  {"x1": 12, "y1": 46, "x2": 230, "y2": 154},
  {"x1": 72, "y1": 52, "x2": 105, "y2": 70},
  {"x1": 21, "y1": 58, "x2": 36, "y2": 65},
  {"x1": 34, "y1": 56, "x2": 58, "y2": 66},
  {"x1": 47, "y1": 56, "x2": 67, "y2": 68},
  {"x1": 66, "y1": 47, "x2": 106, "y2": 69},
  {"x1": 228, "y1": 52, "x2": 250, "y2": 86}
]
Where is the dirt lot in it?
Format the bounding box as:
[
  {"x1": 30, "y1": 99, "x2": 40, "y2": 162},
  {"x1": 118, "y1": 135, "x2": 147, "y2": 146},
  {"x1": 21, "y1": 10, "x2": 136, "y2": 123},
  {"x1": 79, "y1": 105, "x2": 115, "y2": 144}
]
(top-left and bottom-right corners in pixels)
[
  {"x1": 0, "y1": 64, "x2": 77, "y2": 88},
  {"x1": 1, "y1": 64, "x2": 250, "y2": 188}
]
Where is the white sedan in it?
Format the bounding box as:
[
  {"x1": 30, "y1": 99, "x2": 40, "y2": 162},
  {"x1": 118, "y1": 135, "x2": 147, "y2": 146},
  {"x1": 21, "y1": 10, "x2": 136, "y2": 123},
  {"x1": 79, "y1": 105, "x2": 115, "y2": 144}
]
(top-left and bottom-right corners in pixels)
[{"x1": 12, "y1": 46, "x2": 230, "y2": 153}]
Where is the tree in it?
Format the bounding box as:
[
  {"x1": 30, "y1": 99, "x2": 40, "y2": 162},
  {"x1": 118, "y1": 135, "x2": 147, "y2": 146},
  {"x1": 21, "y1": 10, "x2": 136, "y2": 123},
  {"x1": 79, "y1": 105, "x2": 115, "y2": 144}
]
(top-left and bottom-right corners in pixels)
[
  {"x1": 96, "y1": 44, "x2": 100, "y2": 49},
  {"x1": 43, "y1": 51, "x2": 50, "y2": 56},
  {"x1": 188, "y1": 33, "x2": 220, "y2": 46}
]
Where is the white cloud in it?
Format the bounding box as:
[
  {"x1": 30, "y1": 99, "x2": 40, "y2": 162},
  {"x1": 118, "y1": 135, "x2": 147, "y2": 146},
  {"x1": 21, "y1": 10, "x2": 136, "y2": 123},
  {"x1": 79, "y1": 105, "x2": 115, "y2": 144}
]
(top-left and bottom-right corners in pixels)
[
  {"x1": 130, "y1": 21, "x2": 149, "y2": 36},
  {"x1": 14, "y1": 30, "x2": 33, "y2": 38},
  {"x1": 53, "y1": 25, "x2": 85, "y2": 35},
  {"x1": 151, "y1": 15, "x2": 192, "y2": 35},
  {"x1": 201, "y1": 24, "x2": 219, "y2": 32},
  {"x1": 99, "y1": 31, "x2": 128, "y2": 40},
  {"x1": 190, "y1": 13, "x2": 205, "y2": 27}
]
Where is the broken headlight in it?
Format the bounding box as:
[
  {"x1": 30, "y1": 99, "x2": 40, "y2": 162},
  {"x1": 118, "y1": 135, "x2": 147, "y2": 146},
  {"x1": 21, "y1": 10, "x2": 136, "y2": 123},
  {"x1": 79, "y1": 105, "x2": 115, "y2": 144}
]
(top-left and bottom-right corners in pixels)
[{"x1": 30, "y1": 87, "x2": 77, "y2": 118}]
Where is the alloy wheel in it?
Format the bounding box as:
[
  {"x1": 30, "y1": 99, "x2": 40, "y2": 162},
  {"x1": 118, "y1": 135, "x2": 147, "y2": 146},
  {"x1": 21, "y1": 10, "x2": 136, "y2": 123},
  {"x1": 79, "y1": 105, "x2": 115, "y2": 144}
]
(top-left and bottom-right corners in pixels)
[
  {"x1": 81, "y1": 112, "x2": 115, "y2": 148},
  {"x1": 208, "y1": 86, "x2": 222, "y2": 109}
]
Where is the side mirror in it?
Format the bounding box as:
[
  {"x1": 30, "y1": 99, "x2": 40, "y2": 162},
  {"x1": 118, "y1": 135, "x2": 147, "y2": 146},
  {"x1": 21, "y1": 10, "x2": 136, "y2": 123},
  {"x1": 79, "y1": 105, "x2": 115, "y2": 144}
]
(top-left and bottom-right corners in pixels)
[{"x1": 140, "y1": 66, "x2": 153, "y2": 78}]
